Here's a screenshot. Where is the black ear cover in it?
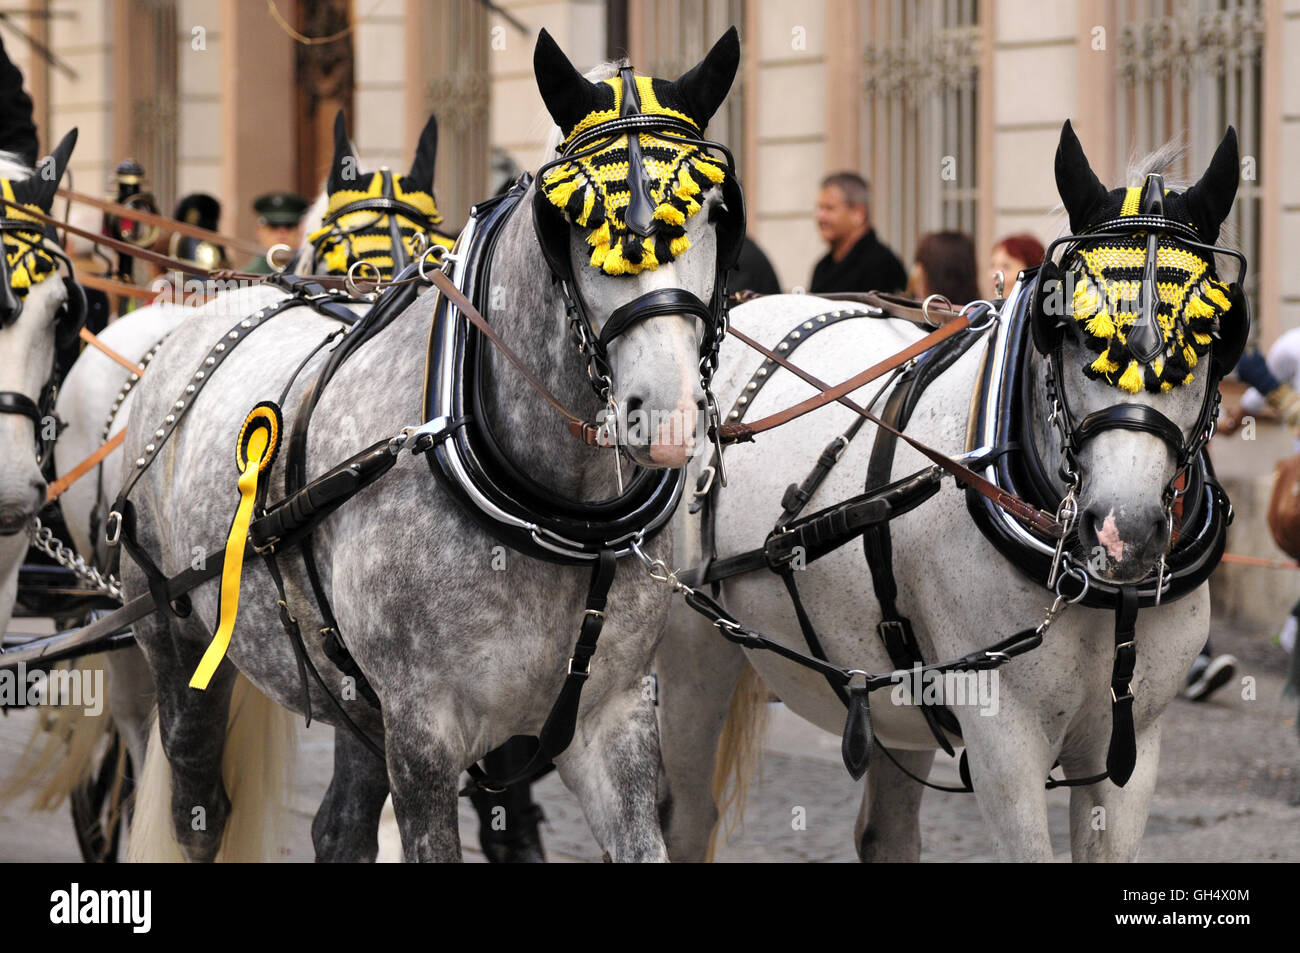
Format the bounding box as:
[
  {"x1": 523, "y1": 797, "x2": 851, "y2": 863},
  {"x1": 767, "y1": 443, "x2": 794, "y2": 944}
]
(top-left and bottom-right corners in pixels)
[{"x1": 1211, "y1": 282, "x2": 1250, "y2": 379}]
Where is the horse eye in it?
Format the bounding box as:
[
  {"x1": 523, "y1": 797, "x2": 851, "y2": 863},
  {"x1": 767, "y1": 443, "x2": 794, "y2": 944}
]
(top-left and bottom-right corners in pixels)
[{"x1": 708, "y1": 201, "x2": 728, "y2": 223}]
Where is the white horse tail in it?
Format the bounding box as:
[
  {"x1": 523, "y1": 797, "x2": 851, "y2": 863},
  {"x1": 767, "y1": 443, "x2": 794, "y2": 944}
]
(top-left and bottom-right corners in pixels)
[
  {"x1": 128, "y1": 673, "x2": 297, "y2": 862},
  {"x1": 706, "y1": 660, "x2": 770, "y2": 861},
  {"x1": 0, "y1": 656, "x2": 118, "y2": 812}
]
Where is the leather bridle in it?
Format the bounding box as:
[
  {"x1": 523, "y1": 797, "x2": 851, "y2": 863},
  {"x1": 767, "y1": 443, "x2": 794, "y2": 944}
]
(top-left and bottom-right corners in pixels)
[
  {"x1": 531, "y1": 66, "x2": 745, "y2": 468},
  {"x1": 1031, "y1": 176, "x2": 1250, "y2": 589},
  {"x1": 307, "y1": 169, "x2": 436, "y2": 281},
  {"x1": 0, "y1": 215, "x2": 84, "y2": 474}
]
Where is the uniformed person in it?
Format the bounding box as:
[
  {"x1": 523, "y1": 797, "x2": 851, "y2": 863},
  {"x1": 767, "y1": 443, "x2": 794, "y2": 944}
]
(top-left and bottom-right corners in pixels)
[
  {"x1": 169, "y1": 193, "x2": 228, "y2": 270},
  {"x1": 246, "y1": 191, "x2": 309, "y2": 274}
]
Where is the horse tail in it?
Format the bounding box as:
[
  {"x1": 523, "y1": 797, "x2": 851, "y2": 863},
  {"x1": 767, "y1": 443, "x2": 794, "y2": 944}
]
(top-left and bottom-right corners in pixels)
[
  {"x1": 127, "y1": 672, "x2": 296, "y2": 862},
  {"x1": 0, "y1": 655, "x2": 119, "y2": 813},
  {"x1": 706, "y1": 660, "x2": 770, "y2": 861}
]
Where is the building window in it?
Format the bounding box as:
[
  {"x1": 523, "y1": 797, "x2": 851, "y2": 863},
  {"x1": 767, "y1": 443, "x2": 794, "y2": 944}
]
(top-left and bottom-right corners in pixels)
[
  {"x1": 1116, "y1": 0, "x2": 1264, "y2": 306},
  {"x1": 861, "y1": 0, "x2": 981, "y2": 270},
  {"x1": 631, "y1": 0, "x2": 746, "y2": 157}
]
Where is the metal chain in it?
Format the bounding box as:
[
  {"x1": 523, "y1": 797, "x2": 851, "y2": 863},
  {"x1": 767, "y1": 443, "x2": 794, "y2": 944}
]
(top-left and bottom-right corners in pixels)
[{"x1": 29, "y1": 516, "x2": 122, "y2": 601}]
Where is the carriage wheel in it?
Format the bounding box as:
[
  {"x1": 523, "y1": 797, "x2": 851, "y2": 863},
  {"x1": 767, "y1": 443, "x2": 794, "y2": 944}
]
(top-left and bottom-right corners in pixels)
[{"x1": 68, "y1": 728, "x2": 134, "y2": 863}]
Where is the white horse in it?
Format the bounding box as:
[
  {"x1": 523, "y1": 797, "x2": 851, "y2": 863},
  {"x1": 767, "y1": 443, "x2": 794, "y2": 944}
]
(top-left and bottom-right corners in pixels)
[{"x1": 657, "y1": 123, "x2": 1244, "y2": 862}]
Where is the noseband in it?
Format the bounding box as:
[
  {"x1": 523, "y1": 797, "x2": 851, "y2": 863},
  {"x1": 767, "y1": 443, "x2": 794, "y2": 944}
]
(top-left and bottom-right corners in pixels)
[{"x1": 532, "y1": 66, "x2": 745, "y2": 459}]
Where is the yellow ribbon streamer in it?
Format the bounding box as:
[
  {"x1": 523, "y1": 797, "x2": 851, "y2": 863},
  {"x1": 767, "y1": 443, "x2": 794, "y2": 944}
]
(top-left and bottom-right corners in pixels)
[{"x1": 189, "y1": 425, "x2": 270, "y2": 690}]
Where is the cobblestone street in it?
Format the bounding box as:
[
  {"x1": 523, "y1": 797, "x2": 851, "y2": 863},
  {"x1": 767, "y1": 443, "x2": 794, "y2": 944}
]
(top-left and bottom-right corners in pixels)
[{"x1": 2, "y1": 618, "x2": 1297, "y2": 862}]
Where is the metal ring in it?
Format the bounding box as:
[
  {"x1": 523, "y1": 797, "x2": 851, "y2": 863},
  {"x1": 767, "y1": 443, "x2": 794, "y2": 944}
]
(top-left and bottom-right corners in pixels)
[
  {"x1": 921, "y1": 293, "x2": 953, "y2": 328},
  {"x1": 959, "y1": 299, "x2": 999, "y2": 332},
  {"x1": 345, "y1": 259, "x2": 382, "y2": 296},
  {"x1": 417, "y1": 244, "x2": 446, "y2": 284},
  {"x1": 1056, "y1": 562, "x2": 1090, "y2": 604},
  {"x1": 266, "y1": 243, "x2": 293, "y2": 273}
]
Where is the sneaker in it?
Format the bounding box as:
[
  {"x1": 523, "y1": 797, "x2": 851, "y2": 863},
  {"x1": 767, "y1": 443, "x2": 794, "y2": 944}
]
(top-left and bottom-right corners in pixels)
[
  {"x1": 1184, "y1": 653, "x2": 1238, "y2": 702},
  {"x1": 1280, "y1": 615, "x2": 1297, "y2": 655}
]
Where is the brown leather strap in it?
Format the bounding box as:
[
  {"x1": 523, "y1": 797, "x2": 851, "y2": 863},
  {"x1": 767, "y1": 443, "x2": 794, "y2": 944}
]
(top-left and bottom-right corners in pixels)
[
  {"x1": 56, "y1": 187, "x2": 266, "y2": 258},
  {"x1": 718, "y1": 315, "x2": 972, "y2": 442},
  {"x1": 720, "y1": 321, "x2": 1063, "y2": 538},
  {"x1": 426, "y1": 269, "x2": 609, "y2": 448},
  {"x1": 46, "y1": 429, "x2": 126, "y2": 502},
  {"x1": 76, "y1": 271, "x2": 167, "y2": 303},
  {"x1": 78, "y1": 326, "x2": 145, "y2": 373}
]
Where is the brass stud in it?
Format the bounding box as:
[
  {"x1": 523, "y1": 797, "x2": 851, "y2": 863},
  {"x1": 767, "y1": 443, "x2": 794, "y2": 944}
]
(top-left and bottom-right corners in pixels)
[{"x1": 204, "y1": 356, "x2": 215, "y2": 366}]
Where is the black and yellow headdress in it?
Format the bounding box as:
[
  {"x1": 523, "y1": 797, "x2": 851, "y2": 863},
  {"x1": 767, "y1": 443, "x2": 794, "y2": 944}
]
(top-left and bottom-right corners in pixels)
[
  {"x1": 306, "y1": 111, "x2": 456, "y2": 281},
  {"x1": 1043, "y1": 121, "x2": 1247, "y2": 393},
  {"x1": 533, "y1": 27, "x2": 740, "y2": 277},
  {"x1": 0, "y1": 178, "x2": 58, "y2": 301},
  {"x1": 1066, "y1": 209, "x2": 1234, "y2": 394}
]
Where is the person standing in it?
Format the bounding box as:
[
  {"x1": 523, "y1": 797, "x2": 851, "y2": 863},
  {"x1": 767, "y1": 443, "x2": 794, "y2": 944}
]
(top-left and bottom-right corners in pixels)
[
  {"x1": 809, "y1": 172, "x2": 907, "y2": 294},
  {"x1": 906, "y1": 230, "x2": 980, "y2": 305},
  {"x1": 245, "y1": 191, "x2": 310, "y2": 274}
]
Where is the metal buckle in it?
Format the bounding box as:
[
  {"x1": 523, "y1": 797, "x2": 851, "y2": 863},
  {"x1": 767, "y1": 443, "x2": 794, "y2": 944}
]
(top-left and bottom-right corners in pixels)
[
  {"x1": 104, "y1": 510, "x2": 122, "y2": 546},
  {"x1": 568, "y1": 656, "x2": 592, "y2": 677},
  {"x1": 582, "y1": 608, "x2": 605, "y2": 623},
  {"x1": 692, "y1": 465, "x2": 717, "y2": 498}
]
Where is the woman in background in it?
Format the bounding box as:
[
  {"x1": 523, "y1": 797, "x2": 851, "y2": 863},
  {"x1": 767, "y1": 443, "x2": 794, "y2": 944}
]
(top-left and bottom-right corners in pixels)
[
  {"x1": 906, "y1": 230, "x2": 980, "y2": 305},
  {"x1": 988, "y1": 232, "x2": 1045, "y2": 299}
]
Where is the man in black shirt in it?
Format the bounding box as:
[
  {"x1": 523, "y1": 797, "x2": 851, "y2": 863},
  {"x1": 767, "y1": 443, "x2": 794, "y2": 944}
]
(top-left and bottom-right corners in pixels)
[{"x1": 809, "y1": 171, "x2": 907, "y2": 294}]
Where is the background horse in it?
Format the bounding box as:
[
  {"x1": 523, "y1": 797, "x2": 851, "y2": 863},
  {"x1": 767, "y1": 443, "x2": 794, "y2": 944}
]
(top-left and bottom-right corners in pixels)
[
  {"x1": 656, "y1": 121, "x2": 1244, "y2": 862},
  {"x1": 123, "y1": 28, "x2": 739, "y2": 862},
  {"x1": 1, "y1": 113, "x2": 447, "y2": 862}
]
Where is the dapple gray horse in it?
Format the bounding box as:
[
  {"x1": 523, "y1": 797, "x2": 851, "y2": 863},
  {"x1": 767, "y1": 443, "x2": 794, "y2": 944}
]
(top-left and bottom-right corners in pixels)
[
  {"x1": 657, "y1": 124, "x2": 1244, "y2": 862},
  {"x1": 126, "y1": 29, "x2": 740, "y2": 862},
  {"x1": 3, "y1": 114, "x2": 445, "y2": 860}
]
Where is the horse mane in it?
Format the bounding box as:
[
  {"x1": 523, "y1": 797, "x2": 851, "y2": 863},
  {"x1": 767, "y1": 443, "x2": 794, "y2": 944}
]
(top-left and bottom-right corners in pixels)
[
  {"x1": 0, "y1": 148, "x2": 32, "y2": 180},
  {"x1": 292, "y1": 187, "x2": 329, "y2": 275}
]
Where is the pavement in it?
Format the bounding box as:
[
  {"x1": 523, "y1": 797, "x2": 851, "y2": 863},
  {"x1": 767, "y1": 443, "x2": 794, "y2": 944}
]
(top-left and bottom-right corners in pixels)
[{"x1": 2, "y1": 617, "x2": 1297, "y2": 862}]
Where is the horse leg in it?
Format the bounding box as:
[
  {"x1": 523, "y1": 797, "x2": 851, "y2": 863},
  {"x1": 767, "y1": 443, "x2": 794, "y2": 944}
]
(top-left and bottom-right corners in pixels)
[
  {"x1": 853, "y1": 747, "x2": 934, "y2": 862},
  {"x1": 962, "y1": 716, "x2": 1056, "y2": 861},
  {"x1": 312, "y1": 726, "x2": 390, "y2": 863},
  {"x1": 1063, "y1": 723, "x2": 1161, "y2": 862},
  {"x1": 654, "y1": 608, "x2": 747, "y2": 862},
  {"x1": 556, "y1": 684, "x2": 668, "y2": 862},
  {"x1": 382, "y1": 707, "x2": 462, "y2": 862},
  {"x1": 137, "y1": 612, "x2": 238, "y2": 863}
]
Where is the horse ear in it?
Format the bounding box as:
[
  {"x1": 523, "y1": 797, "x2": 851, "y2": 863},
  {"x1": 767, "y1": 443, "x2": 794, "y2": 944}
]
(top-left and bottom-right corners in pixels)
[
  {"x1": 1182, "y1": 126, "x2": 1239, "y2": 244},
  {"x1": 1054, "y1": 119, "x2": 1108, "y2": 233},
  {"x1": 16, "y1": 127, "x2": 77, "y2": 212},
  {"x1": 327, "y1": 109, "x2": 359, "y2": 193},
  {"x1": 533, "y1": 28, "x2": 597, "y2": 136},
  {"x1": 672, "y1": 27, "x2": 740, "y2": 129},
  {"x1": 408, "y1": 114, "x2": 438, "y2": 191}
]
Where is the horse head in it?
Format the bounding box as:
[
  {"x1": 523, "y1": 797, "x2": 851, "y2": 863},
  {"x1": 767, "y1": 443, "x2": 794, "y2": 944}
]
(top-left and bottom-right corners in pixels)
[
  {"x1": 304, "y1": 110, "x2": 456, "y2": 282},
  {"x1": 1031, "y1": 120, "x2": 1246, "y2": 583},
  {"x1": 532, "y1": 27, "x2": 743, "y2": 468},
  {"x1": 0, "y1": 128, "x2": 78, "y2": 534}
]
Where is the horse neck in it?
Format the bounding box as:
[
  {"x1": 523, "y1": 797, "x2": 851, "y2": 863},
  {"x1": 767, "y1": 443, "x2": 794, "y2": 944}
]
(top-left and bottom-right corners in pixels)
[{"x1": 477, "y1": 189, "x2": 611, "y2": 497}]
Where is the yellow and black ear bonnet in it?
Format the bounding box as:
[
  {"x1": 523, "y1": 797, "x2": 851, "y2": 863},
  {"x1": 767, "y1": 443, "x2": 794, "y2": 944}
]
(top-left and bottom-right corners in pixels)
[
  {"x1": 1031, "y1": 121, "x2": 1248, "y2": 392},
  {"x1": 0, "y1": 127, "x2": 81, "y2": 343},
  {"x1": 532, "y1": 27, "x2": 741, "y2": 276},
  {"x1": 307, "y1": 111, "x2": 456, "y2": 280}
]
